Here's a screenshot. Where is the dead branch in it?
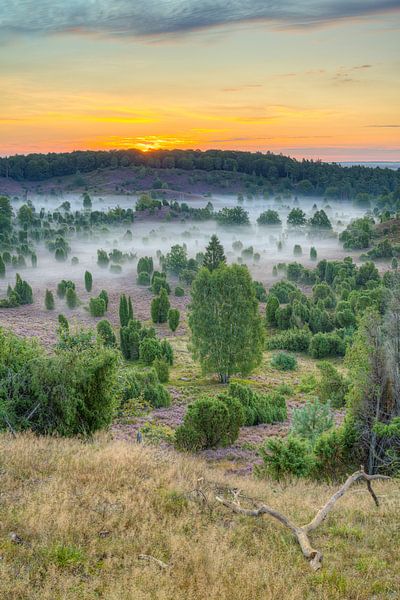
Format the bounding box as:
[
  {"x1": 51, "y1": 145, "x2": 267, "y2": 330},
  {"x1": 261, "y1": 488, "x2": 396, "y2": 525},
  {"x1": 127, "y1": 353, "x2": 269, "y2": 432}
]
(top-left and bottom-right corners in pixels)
[
  {"x1": 138, "y1": 554, "x2": 168, "y2": 569},
  {"x1": 216, "y1": 468, "x2": 390, "y2": 571}
]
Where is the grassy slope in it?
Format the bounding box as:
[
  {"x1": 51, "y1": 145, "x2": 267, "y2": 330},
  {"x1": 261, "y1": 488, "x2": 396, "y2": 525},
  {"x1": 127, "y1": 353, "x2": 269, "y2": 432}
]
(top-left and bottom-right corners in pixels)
[{"x1": 0, "y1": 434, "x2": 398, "y2": 600}]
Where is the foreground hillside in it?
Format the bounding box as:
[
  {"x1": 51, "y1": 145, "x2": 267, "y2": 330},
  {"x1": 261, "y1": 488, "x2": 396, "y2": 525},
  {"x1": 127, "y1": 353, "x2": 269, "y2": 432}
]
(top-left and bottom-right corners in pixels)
[{"x1": 0, "y1": 435, "x2": 398, "y2": 600}]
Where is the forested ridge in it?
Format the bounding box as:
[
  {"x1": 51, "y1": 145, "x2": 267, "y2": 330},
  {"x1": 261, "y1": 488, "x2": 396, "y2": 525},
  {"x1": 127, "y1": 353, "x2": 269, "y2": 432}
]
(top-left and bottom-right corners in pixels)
[{"x1": 1, "y1": 149, "x2": 399, "y2": 198}]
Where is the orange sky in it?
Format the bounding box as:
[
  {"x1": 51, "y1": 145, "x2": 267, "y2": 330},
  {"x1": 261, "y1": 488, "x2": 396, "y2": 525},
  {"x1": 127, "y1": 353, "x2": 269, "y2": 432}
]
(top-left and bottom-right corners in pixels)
[{"x1": 0, "y1": 3, "x2": 399, "y2": 161}]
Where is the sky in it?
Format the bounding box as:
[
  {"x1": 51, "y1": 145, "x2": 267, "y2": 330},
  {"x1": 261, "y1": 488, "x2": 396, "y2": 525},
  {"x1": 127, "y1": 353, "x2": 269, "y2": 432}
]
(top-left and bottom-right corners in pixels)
[{"x1": 0, "y1": 1, "x2": 399, "y2": 161}]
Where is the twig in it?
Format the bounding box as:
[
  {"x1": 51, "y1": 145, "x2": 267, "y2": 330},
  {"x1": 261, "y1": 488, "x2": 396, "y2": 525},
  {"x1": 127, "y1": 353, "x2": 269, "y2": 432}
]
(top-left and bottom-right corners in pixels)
[
  {"x1": 216, "y1": 468, "x2": 390, "y2": 570},
  {"x1": 138, "y1": 554, "x2": 168, "y2": 569}
]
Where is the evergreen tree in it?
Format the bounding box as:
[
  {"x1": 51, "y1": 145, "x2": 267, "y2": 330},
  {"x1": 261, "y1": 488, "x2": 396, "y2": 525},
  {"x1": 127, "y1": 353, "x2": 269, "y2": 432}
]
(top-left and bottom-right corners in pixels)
[
  {"x1": 168, "y1": 308, "x2": 180, "y2": 332},
  {"x1": 97, "y1": 319, "x2": 116, "y2": 347},
  {"x1": 99, "y1": 289, "x2": 108, "y2": 310},
  {"x1": 83, "y1": 192, "x2": 92, "y2": 209},
  {"x1": 58, "y1": 314, "x2": 69, "y2": 331},
  {"x1": 45, "y1": 289, "x2": 55, "y2": 310},
  {"x1": 14, "y1": 274, "x2": 33, "y2": 305},
  {"x1": 120, "y1": 319, "x2": 141, "y2": 360},
  {"x1": 119, "y1": 294, "x2": 129, "y2": 327},
  {"x1": 0, "y1": 255, "x2": 5, "y2": 278},
  {"x1": 151, "y1": 288, "x2": 170, "y2": 323},
  {"x1": 66, "y1": 286, "x2": 78, "y2": 309},
  {"x1": 266, "y1": 296, "x2": 279, "y2": 326},
  {"x1": 189, "y1": 265, "x2": 264, "y2": 383},
  {"x1": 203, "y1": 235, "x2": 226, "y2": 271},
  {"x1": 310, "y1": 246, "x2": 318, "y2": 261},
  {"x1": 84, "y1": 270, "x2": 93, "y2": 292}
]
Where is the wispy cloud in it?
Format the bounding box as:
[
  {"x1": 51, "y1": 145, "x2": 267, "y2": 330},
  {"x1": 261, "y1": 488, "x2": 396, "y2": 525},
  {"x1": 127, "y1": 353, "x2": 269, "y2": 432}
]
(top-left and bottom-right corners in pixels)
[
  {"x1": 366, "y1": 124, "x2": 400, "y2": 128},
  {"x1": 1, "y1": 1, "x2": 399, "y2": 41}
]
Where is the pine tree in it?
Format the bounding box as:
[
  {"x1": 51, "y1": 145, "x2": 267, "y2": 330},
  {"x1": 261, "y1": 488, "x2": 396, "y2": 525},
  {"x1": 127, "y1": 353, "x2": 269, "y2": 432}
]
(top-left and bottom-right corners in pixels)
[
  {"x1": 203, "y1": 235, "x2": 226, "y2": 271},
  {"x1": 265, "y1": 296, "x2": 279, "y2": 326},
  {"x1": 151, "y1": 288, "x2": 170, "y2": 323},
  {"x1": 84, "y1": 270, "x2": 93, "y2": 292},
  {"x1": 66, "y1": 286, "x2": 78, "y2": 309},
  {"x1": 120, "y1": 319, "x2": 141, "y2": 360},
  {"x1": 119, "y1": 294, "x2": 129, "y2": 327},
  {"x1": 45, "y1": 289, "x2": 55, "y2": 310},
  {"x1": 97, "y1": 319, "x2": 116, "y2": 347},
  {"x1": 58, "y1": 314, "x2": 69, "y2": 331},
  {"x1": 14, "y1": 274, "x2": 33, "y2": 305},
  {"x1": 168, "y1": 308, "x2": 180, "y2": 332},
  {"x1": 99, "y1": 289, "x2": 108, "y2": 311},
  {"x1": 0, "y1": 255, "x2": 5, "y2": 278}
]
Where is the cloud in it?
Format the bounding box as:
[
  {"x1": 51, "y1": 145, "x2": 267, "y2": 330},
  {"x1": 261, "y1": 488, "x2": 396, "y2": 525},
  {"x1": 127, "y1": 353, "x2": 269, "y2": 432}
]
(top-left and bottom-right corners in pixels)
[
  {"x1": 1, "y1": 1, "x2": 399, "y2": 40},
  {"x1": 366, "y1": 124, "x2": 400, "y2": 128}
]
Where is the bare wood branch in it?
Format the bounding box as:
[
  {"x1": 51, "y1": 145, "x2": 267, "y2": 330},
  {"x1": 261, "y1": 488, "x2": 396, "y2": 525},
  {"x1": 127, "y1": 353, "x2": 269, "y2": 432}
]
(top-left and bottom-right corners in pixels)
[
  {"x1": 138, "y1": 554, "x2": 168, "y2": 569},
  {"x1": 216, "y1": 469, "x2": 390, "y2": 571}
]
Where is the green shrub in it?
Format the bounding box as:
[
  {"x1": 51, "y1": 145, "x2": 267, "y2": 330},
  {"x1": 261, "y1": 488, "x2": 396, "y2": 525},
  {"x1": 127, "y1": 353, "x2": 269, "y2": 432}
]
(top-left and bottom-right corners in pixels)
[
  {"x1": 139, "y1": 337, "x2": 161, "y2": 365},
  {"x1": 89, "y1": 297, "x2": 106, "y2": 317},
  {"x1": 154, "y1": 357, "x2": 169, "y2": 383},
  {"x1": 120, "y1": 319, "x2": 141, "y2": 361},
  {"x1": 227, "y1": 383, "x2": 287, "y2": 426},
  {"x1": 137, "y1": 271, "x2": 150, "y2": 286},
  {"x1": 14, "y1": 274, "x2": 33, "y2": 305},
  {"x1": 174, "y1": 286, "x2": 185, "y2": 297},
  {"x1": 152, "y1": 275, "x2": 170, "y2": 295},
  {"x1": 96, "y1": 320, "x2": 116, "y2": 347},
  {"x1": 313, "y1": 418, "x2": 358, "y2": 479},
  {"x1": 168, "y1": 308, "x2": 180, "y2": 332},
  {"x1": 265, "y1": 295, "x2": 279, "y2": 326},
  {"x1": 291, "y1": 399, "x2": 334, "y2": 445},
  {"x1": 297, "y1": 373, "x2": 317, "y2": 393},
  {"x1": 97, "y1": 249, "x2": 109, "y2": 267},
  {"x1": 259, "y1": 436, "x2": 314, "y2": 480},
  {"x1": 84, "y1": 270, "x2": 93, "y2": 292},
  {"x1": 0, "y1": 330, "x2": 118, "y2": 436},
  {"x1": 58, "y1": 314, "x2": 69, "y2": 331},
  {"x1": 119, "y1": 368, "x2": 171, "y2": 409},
  {"x1": 266, "y1": 329, "x2": 311, "y2": 352},
  {"x1": 275, "y1": 305, "x2": 293, "y2": 330},
  {"x1": 99, "y1": 289, "x2": 109, "y2": 310},
  {"x1": 66, "y1": 287, "x2": 78, "y2": 309},
  {"x1": 57, "y1": 280, "x2": 75, "y2": 299},
  {"x1": 151, "y1": 288, "x2": 170, "y2": 323},
  {"x1": 160, "y1": 339, "x2": 174, "y2": 365},
  {"x1": 316, "y1": 361, "x2": 349, "y2": 408},
  {"x1": 270, "y1": 352, "x2": 297, "y2": 371},
  {"x1": 276, "y1": 383, "x2": 293, "y2": 396},
  {"x1": 45, "y1": 289, "x2": 55, "y2": 310},
  {"x1": 175, "y1": 396, "x2": 243, "y2": 451},
  {"x1": 309, "y1": 332, "x2": 345, "y2": 358},
  {"x1": 137, "y1": 256, "x2": 153, "y2": 274},
  {"x1": 119, "y1": 294, "x2": 129, "y2": 327}
]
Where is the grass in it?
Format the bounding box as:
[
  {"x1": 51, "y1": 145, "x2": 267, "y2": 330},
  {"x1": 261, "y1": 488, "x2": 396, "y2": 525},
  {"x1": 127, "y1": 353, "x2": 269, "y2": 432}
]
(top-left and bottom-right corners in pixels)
[{"x1": 0, "y1": 433, "x2": 398, "y2": 600}]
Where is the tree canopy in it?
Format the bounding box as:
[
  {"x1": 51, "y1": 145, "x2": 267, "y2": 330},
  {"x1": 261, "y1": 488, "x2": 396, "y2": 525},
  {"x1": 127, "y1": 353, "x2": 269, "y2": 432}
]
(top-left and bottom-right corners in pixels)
[{"x1": 188, "y1": 264, "x2": 264, "y2": 383}]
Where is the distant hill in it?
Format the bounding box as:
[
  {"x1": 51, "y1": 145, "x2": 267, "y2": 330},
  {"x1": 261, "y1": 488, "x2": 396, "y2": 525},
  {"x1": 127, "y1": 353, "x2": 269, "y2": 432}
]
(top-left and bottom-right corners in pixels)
[{"x1": 1, "y1": 149, "x2": 399, "y2": 199}]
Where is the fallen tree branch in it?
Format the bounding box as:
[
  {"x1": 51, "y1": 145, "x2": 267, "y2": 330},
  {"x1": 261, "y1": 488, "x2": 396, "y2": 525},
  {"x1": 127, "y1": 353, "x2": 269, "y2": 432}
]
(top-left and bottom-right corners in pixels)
[
  {"x1": 138, "y1": 554, "x2": 169, "y2": 569},
  {"x1": 216, "y1": 468, "x2": 390, "y2": 570}
]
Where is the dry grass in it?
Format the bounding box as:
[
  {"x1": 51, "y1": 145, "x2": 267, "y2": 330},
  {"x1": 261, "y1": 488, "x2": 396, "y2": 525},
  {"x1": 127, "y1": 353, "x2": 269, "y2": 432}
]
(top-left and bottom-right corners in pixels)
[{"x1": 0, "y1": 434, "x2": 399, "y2": 599}]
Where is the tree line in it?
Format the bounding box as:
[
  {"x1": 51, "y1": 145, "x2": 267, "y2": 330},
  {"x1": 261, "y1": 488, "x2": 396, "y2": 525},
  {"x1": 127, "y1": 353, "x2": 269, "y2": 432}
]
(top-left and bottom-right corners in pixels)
[{"x1": 1, "y1": 149, "x2": 399, "y2": 198}]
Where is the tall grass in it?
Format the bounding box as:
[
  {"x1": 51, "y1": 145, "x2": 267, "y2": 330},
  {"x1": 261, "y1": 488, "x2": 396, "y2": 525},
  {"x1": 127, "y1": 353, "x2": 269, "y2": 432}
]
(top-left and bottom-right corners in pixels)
[{"x1": 0, "y1": 433, "x2": 398, "y2": 600}]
